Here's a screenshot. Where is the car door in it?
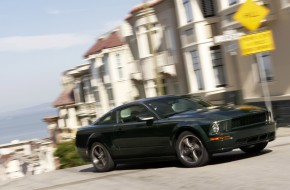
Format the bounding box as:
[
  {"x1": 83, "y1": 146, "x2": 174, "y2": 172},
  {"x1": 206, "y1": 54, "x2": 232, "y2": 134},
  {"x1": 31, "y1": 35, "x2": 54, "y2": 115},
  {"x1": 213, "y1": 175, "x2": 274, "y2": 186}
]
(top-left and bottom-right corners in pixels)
[{"x1": 112, "y1": 104, "x2": 163, "y2": 158}]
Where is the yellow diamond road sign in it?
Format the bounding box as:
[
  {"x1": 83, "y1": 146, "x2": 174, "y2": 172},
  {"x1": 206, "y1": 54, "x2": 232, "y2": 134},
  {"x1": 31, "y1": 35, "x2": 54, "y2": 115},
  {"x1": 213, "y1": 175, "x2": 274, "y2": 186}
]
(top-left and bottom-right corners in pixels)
[
  {"x1": 233, "y1": 0, "x2": 270, "y2": 31},
  {"x1": 239, "y1": 30, "x2": 275, "y2": 56}
]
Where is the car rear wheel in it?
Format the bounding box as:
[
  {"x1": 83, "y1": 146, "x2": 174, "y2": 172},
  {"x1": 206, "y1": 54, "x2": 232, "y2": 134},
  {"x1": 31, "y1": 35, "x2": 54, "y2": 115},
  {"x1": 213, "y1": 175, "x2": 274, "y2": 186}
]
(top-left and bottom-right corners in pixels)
[
  {"x1": 176, "y1": 131, "x2": 210, "y2": 167},
  {"x1": 240, "y1": 142, "x2": 268, "y2": 154},
  {"x1": 90, "y1": 142, "x2": 115, "y2": 172}
]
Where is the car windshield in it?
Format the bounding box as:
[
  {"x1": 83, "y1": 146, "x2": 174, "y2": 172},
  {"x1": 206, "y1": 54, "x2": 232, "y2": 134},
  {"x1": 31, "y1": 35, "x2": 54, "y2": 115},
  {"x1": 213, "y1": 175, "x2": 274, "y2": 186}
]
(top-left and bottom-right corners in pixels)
[{"x1": 145, "y1": 96, "x2": 212, "y2": 118}]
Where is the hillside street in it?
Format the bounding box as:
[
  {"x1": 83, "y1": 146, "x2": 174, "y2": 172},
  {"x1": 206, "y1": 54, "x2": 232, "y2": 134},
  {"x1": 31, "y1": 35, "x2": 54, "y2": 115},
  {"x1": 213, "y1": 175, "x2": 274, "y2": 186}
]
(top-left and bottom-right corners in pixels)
[{"x1": 1, "y1": 127, "x2": 290, "y2": 190}]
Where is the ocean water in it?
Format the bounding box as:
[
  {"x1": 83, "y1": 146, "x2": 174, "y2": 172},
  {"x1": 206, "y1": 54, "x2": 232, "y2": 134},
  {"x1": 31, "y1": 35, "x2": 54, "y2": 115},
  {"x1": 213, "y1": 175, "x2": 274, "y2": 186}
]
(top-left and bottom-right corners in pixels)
[{"x1": 0, "y1": 104, "x2": 57, "y2": 145}]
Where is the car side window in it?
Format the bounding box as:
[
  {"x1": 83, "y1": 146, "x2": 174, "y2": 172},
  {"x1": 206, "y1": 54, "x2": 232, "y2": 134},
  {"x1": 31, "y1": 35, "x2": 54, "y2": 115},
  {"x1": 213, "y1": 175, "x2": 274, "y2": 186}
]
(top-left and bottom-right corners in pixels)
[
  {"x1": 119, "y1": 105, "x2": 152, "y2": 123},
  {"x1": 98, "y1": 112, "x2": 116, "y2": 125}
]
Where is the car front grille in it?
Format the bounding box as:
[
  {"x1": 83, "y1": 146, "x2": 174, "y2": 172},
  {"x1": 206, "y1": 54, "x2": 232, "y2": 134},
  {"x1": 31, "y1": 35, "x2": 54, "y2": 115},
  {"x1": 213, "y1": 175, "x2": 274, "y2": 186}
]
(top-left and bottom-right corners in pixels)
[
  {"x1": 235, "y1": 132, "x2": 275, "y2": 147},
  {"x1": 231, "y1": 112, "x2": 267, "y2": 129}
]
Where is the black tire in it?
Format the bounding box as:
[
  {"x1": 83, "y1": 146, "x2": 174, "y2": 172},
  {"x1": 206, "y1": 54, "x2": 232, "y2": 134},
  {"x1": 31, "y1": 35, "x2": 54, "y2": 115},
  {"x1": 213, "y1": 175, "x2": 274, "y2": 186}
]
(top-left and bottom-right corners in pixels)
[
  {"x1": 240, "y1": 142, "x2": 268, "y2": 154},
  {"x1": 175, "y1": 131, "x2": 210, "y2": 167},
  {"x1": 90, "y1": 142, "x2": 115, "y2": 172}
]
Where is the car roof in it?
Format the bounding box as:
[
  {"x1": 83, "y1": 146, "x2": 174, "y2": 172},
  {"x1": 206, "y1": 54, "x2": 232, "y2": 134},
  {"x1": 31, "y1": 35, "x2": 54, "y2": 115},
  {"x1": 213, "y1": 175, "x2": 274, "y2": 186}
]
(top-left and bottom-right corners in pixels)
[
  {"x1": 136, "y1": 95, "x2": 179, "y2": 103},
  {"x1": 110, "y1": 95, "x2": 179, "y2": 112}
]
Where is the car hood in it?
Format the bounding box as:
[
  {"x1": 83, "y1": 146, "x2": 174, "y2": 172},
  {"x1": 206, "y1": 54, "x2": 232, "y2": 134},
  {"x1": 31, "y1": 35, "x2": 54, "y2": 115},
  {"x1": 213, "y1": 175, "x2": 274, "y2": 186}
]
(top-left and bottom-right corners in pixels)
[{"x1": 168, "y1": 105, "x2": 266, "y2": 123}]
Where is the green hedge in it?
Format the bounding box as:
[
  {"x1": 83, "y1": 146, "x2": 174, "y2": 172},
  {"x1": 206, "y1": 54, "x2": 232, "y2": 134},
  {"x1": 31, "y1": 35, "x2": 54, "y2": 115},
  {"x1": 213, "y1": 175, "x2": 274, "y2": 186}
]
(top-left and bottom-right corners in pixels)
[{"x1": 54, "y1": 140, "x2": 89, "y2": 169}]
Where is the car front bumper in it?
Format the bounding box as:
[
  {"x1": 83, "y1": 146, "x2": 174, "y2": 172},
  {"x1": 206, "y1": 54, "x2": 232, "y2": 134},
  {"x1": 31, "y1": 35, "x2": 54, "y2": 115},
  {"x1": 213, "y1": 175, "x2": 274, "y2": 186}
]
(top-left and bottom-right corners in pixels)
[{"x1": 206, "y1": 122, "x2": 276, "y2": 153}]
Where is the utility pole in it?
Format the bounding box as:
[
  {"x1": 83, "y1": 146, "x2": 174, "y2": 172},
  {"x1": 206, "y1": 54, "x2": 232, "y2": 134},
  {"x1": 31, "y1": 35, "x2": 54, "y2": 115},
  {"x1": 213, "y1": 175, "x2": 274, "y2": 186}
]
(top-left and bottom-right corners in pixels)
[{"x1": 143, "y1": 0, "x2": 164, "y2": 96}]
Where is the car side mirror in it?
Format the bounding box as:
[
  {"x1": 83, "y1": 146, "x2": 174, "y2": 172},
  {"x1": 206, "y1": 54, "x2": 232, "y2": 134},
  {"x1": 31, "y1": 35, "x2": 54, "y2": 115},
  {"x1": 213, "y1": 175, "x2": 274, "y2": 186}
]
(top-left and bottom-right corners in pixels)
[{"x1": 136, "y1": 114, "x2": 154, "y2": 125}]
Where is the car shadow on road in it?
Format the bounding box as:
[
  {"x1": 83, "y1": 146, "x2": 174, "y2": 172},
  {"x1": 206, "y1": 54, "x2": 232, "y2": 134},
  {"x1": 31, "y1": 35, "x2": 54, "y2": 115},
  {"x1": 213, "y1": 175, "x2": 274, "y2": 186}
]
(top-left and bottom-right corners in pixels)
[
  {"x1": 78, "y1": 149, "x2": 273, "y2": 173},
  {"x1": 210, "y1": 149, "x2": 272, "y2": 165},
  {"x1": 115, "y1": 161, "x2": 182, "y2": 171},
  {"x1": 78, "y1": 161, "x2": 182, "y2": 173},
  {"x1": 79, "y1": 167, "x2": 96, "y2": 173}
]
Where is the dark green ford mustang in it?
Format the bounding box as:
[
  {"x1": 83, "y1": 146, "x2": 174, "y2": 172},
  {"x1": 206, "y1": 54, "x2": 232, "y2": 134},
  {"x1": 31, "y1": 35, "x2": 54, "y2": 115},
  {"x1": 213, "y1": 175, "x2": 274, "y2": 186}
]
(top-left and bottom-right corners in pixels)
[{"x1": 75, "y1": 95, "x2": 276, "y2": 172}]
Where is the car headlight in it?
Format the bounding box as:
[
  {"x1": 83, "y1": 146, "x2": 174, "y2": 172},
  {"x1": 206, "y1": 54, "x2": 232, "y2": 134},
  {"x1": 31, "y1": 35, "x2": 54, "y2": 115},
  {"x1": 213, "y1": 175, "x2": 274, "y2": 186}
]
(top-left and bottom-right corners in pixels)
[
  {"x1": 209, "y1": 121, "x2": 230, "y2": 135},
  {"x1": 211, "y1": 122, "x2": 220, "y2": 134}
]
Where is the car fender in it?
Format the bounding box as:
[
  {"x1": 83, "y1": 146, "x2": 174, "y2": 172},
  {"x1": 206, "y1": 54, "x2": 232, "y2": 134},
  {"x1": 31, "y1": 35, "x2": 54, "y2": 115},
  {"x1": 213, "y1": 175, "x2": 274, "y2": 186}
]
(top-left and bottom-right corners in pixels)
[
  {"x1": 86, "y1": 133, "x2": 112, "y2": 153},
  {"x1": 171, "y1": 121, "x2": 209, "y2": 148}
]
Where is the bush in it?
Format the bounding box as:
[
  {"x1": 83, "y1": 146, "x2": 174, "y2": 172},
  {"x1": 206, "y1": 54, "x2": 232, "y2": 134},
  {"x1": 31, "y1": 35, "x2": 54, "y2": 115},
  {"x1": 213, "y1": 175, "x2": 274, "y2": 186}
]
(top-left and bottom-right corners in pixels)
[{"x1": 54, "y1": 140, "x2": 89, "y2": 169}]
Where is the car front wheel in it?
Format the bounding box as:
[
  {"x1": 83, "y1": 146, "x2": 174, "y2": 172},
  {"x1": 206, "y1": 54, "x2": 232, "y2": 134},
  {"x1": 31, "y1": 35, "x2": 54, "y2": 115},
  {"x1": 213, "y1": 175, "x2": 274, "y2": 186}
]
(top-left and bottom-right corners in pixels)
[
  {"x1": 175, "y1": 131, "x2": 210, "y2": 167},
  {"x1": 90, "y1": 142, "x2": 115, "y2": 172},
  {"x1": 240, "y1": 142, "x2": 268, "y2": 154}
]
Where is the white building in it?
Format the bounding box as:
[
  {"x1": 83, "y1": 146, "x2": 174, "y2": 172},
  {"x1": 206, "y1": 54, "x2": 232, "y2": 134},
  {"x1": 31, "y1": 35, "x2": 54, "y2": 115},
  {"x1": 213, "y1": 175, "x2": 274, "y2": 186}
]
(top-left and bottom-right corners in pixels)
[
  {"x1": 0, "y1": 139, "x2": 55, "y2": 181},
  {"x1": 126, "y1": 0, "x2": 188, "y2": 97},
  {"x1": 44, "y1": 63, "x2": 97, "y2": 143},
  {"x1": 174, "y1": 0, "x2": 226, "y2": 99},
  {"x1": 173, "y1": 0, "x2": 290, "y2": 125},
  {"x1": 84, "y1": 25, "x2": 139, "y2": 115}
]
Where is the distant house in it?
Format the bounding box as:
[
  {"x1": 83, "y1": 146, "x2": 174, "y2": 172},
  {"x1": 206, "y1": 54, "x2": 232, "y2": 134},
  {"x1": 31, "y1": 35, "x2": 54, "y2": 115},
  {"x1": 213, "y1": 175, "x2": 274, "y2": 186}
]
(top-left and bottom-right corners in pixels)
[
  {"x1": 43, "y1": 23, "x2": 137, "y2": 144},
  {"x1": 0, "y1": 139, "x2": 55, "y2": 180},
  {"x1": 44, "y1": 63, "x2": 96, "y2": 143}
]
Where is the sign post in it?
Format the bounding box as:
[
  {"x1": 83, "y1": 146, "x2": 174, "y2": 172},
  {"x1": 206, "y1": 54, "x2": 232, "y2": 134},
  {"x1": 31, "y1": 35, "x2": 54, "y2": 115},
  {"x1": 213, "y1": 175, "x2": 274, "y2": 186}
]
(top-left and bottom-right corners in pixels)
[
  {"x1": 257, "y1": 53, "x2": 274, "y2": 121},
  {"x1": 233, "y1": 0, "x2": 274, "y2": 121}
]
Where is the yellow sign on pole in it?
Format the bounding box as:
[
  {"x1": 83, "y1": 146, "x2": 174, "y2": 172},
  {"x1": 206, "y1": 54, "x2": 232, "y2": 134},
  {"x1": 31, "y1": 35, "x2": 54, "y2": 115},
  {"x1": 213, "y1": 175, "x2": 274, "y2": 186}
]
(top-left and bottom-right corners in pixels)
[
  {"x1": 239, "y1": 30, "x2": 275, "y2": 56},
  {"x1": 233, "y1": 0, "x2": 270, "y2": 31}
]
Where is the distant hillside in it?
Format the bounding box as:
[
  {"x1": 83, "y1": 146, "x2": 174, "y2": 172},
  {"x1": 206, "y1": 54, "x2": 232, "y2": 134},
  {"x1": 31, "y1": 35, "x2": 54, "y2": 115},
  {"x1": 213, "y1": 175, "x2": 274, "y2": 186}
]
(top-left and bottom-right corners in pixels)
[{"x1": 0, "y1": 103, "x2": 58, "y2": 144}]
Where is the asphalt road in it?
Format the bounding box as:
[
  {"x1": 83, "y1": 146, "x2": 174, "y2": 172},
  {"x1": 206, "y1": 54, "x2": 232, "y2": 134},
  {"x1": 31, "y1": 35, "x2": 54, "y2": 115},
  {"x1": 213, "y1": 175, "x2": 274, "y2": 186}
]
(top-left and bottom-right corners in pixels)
[{"x1": 1, "y1": 129, "x2": 290, "y2": 190}]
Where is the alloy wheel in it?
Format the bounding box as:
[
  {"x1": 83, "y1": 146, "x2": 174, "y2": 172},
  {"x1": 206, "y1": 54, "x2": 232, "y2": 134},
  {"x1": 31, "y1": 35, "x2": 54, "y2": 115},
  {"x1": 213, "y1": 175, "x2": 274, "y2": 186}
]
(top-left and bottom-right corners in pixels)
[{"x1": 179, "y1": 135, "x2": 203, "y2": 164}]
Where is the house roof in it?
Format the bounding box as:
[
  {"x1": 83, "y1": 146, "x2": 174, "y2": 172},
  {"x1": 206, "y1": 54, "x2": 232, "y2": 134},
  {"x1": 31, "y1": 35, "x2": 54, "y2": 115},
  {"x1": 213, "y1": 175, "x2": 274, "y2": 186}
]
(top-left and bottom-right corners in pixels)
[
  {"x1": 83, "y1": 31, "x2": 125, "y2": 58},
  {"x1": 53, "y1": 88, "x2": 75, "y2": 107},
  {"x1": 126, "y1": 0, "x2": 164, "y2": 20},
  {"x1": 43, "y1": 116, "x2": 59, "y2": 123},
  {"x1": 130, "y1": 0, "x2": 163, "y2": 13}
]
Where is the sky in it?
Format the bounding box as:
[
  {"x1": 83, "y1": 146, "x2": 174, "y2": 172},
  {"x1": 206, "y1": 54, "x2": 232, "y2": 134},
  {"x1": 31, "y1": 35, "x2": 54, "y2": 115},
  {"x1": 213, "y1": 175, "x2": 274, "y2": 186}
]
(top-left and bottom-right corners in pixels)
[{"x1": 0, "y1": 0, "x2": 142, "y2": 113}]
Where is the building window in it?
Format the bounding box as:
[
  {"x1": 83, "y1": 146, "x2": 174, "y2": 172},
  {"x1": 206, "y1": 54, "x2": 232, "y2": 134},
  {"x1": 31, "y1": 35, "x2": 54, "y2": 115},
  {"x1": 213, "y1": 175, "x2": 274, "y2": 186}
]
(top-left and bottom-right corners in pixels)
[
  {"x1": 77, "y1": 82, "x2": 85, "y2": 103},
  {"x1": 162, "y1": 78, "x2": 169, "y2": 95},
  {"x1": 183, "y1": 0, "x2": 193, "y2": 23},
  {"x1": 183, "y1": 28, "x2": 195, "y2": 45},
  {"x1": 116, "y1": 54, "x2": 123, "y2": 80},
  {"x1": 102, "y1": 54, "x2": 109, "y2": 76},
  {"x1": 138, "y1": 24, "x2": 160, "y2": 58},
  {"x1": 105, "y1": 84, "x2": 114, "y2": 101},
  {"x1": 82, "y1": 77, "x2": 92, "y2": 102},
  {"x1": 201, "y1": 0, "x2": 215, "y2": 17},
  {"x1": 210, "y1": 46, "x2": 226, "y2": 87},
  {"x1": 91, "y1": 66, "x2": 98, "y2": 81},
  {"x1": 165, "y1": 27, "x2": 176, "y2": 51},
  {"x1": 229, "y1": 0, "x2": 239, "y2": 6},
  {"x1": 255, "y1": 52, "x2": 274, "y2": 81},
  {"x1": 92, "y1": 86, "x2": 100, "y2": 103},
  {"x1": 190, "y1": 50, "x2": 204, "y2": 90}
]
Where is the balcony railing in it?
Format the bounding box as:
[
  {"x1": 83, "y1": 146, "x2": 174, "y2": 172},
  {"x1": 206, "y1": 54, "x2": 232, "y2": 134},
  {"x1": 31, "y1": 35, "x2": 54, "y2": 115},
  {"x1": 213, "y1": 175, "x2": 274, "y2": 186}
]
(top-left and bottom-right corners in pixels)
[
  {"x1": 77, "y1": 102, "x2": 96, "y2": 116},
  {"x1": 139, "y1": 51, "x2": 177, "y2": 80}
]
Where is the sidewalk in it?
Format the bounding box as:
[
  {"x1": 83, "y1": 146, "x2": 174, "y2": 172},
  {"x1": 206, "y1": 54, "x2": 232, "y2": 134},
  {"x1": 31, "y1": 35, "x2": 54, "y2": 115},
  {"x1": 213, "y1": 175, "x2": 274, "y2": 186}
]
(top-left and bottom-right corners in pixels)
[{"x1": 277, "y1": 126, "x2": 290, "y2": 137}]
